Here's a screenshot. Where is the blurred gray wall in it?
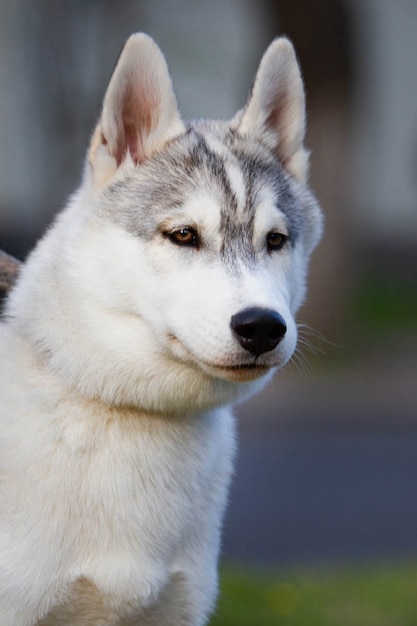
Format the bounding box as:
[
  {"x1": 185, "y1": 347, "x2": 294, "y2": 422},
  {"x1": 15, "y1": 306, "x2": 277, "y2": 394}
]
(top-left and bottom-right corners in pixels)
[
  {"x1": 348, "y1": 0, "x2": 417, "y2": 244},
  {"x1": 0, "y1": 0, "x2": 271, "y2": 254}
]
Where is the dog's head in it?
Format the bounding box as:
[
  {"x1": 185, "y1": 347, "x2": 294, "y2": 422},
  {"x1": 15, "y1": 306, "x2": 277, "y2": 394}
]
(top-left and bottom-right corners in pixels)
[{"x1": 13, "y1": 34, "x2": 322, "y2": 414}]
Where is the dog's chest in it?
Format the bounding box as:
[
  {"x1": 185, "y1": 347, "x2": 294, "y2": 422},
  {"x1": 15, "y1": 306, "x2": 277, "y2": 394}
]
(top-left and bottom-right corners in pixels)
[{"x1": 46, "y1": 405, "x2": 235, "y2": 602}]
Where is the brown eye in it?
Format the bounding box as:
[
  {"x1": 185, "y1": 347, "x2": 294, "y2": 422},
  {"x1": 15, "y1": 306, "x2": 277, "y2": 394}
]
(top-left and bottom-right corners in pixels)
[
  {"x1": 266, "y1": 232, "x2": 287, "y2": 251},
  {"x1": 167, "y1": 227, "x2": 200, "y2": 248}
]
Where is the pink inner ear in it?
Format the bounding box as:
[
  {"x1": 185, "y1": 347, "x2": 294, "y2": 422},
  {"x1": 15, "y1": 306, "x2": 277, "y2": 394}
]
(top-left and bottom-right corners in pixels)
[
  {"x1": 115, "y1": 81, "x2": 159, "y2": 165},
  {"x1": 124, "y1": 119, "x2": 143, "y2": 165}
]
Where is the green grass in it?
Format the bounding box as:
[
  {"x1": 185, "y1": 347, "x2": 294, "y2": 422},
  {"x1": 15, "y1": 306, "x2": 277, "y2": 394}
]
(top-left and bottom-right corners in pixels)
[
  {"x1": 353, "y1": 275, "x2": 417, "y2": 333},
  {"x1": 211, "y1": 563, "x2": 417, "y2": 626}
]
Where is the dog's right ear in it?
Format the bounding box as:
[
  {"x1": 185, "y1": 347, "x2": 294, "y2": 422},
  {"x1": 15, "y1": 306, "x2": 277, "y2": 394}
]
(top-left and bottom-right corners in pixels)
[{"x1": 89, "y1": 33, "x2": 185, "y2": 189}]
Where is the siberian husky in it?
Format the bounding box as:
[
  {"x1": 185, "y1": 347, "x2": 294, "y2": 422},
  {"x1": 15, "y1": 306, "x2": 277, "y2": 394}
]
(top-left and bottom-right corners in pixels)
[{"x1": 0, "y1": 34, "x2": 322, "y2": 625}]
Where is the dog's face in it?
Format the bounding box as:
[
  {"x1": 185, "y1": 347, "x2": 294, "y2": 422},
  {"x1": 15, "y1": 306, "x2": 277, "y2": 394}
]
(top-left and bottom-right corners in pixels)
[
  {"x1": 94, "y1": 125, "x2": 320, "y2": 388},
  {"x1": 16, "y1": 34, "x2": 321, "y2": 414}
]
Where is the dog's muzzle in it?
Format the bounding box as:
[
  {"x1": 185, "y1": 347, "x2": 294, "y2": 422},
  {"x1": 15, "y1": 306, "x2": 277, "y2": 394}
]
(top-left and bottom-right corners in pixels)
[{"x1": 230, "y1": 307, "x2": 287, "y2": 357}]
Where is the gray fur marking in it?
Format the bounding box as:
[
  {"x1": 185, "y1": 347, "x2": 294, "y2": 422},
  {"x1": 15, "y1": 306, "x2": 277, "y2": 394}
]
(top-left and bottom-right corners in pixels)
[{"x1": 102, "y1": 122, "x2": 310, "y2": 269}]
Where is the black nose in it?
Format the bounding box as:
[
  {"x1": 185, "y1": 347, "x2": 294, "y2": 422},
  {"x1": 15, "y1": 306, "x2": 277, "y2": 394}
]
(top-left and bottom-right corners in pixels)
[{"x1": 230, "y1": 307, "x2": 287, "y2": 357}]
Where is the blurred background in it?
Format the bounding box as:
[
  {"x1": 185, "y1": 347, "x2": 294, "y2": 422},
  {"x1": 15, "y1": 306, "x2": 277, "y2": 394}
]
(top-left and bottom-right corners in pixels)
[{"x1": 1, "y1": 0, "x2": 417, "y2": 622}]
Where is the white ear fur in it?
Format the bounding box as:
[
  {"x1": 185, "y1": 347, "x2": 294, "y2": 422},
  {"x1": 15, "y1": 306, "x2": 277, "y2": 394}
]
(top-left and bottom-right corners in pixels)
[
  {"x1": 89, "y1": 33, "x2": 185, "y2": 188},
  {"x1": 234, "y1": 38, "x2": 309, "y2": 182}
]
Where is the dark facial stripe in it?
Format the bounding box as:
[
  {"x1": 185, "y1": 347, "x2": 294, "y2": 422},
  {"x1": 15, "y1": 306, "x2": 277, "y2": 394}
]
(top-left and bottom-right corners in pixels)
[
  {"x1": 187, "y1": 132, "x2": 258, "y2": 270},
  {"x1": 190, "y1": 132, "x2": 239, "y2": 214}
]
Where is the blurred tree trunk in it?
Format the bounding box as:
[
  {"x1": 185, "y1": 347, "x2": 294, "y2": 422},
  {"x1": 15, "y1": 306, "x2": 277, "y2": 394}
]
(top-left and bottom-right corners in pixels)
[{"x1": 0, "y1": 250, "x2": 20, "y2": 312}]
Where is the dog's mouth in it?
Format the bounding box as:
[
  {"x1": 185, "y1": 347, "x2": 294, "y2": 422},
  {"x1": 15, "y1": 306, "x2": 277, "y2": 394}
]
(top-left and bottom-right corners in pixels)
[
  {"x1": 221, "y1": 362, "x2": 269, "y2": 372},
  {"x1": 199, "y1": 361, "x2": 273, "y2": 382},
  {"x1": 166, "y1": 332, "x2": 276, "y2": 382}
]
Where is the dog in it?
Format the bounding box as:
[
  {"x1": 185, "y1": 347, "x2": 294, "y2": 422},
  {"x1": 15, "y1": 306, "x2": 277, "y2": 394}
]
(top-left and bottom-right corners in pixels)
[{"x1": 0, "y1": 33, "x2": 322, "y2": 625}]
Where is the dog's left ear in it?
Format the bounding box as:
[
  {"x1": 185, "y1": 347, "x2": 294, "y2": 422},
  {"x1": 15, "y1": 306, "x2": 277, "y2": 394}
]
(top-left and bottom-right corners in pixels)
[
  {"x1": 89, "y1": 33, "x2": 185, "y2": 188},
  {"x1": 233, "y1": 38, "x2": 309, "y2": 182}
]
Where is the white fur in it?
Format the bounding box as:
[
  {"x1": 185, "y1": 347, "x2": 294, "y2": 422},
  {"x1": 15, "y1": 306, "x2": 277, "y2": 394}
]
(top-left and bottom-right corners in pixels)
[{"x1": 0, "y1": 34, "x2": 322, "y2": 625}]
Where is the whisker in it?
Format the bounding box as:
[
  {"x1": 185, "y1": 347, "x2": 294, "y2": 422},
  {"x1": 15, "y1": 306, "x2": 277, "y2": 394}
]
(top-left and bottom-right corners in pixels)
[
  {"x1": 286, "y1": 321, "x2": 343, "y2": 375},
  {"x1": 287, "y1": 345, "x2": 313, "y2": 375},
  {"x1": 297, "y1": 322, "x2": 343, "y2": 352}
]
